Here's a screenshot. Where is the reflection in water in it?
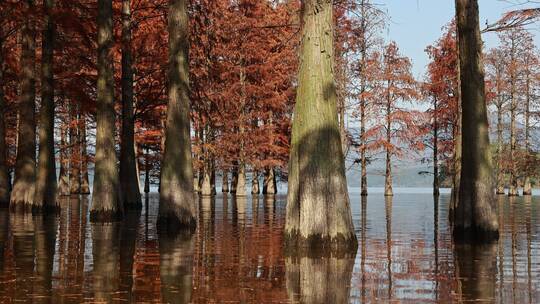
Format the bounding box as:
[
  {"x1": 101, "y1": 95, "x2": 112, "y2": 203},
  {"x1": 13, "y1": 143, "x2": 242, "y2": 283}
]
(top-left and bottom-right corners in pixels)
[
  {"x1": 0, "y1": 192, "x2": 538, "y2": 303},
  {"x1": 159, "y1": 231, "x2": 194, "y2": 304}
]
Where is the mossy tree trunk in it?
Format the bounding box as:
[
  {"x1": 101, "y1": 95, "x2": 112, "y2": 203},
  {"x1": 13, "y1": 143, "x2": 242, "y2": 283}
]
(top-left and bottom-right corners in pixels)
[
  {"x1": 284, "y1": 0, "x2": 357, "y2": 252},
  {"x1": 35, "y1": 0, "x2": 58, "y2": 212},
  {"x1": 10, "y1": 0, "x2": 37, "y2": 212},
  {"x1": 0, "y1": 39, "x2": 10, "y2": 207},
  {"x1": 158, "y1": 0, "x2": 196, "y2": 232},
  {"x1": 91, "y1": 0, "x2": 123, "y2": 221},
  {"x1": 454, "y1": 0, "x2": 498, "y2": 241},
  {"x1": 120, "y1": 0, "x2": 142, "y2": 209}
]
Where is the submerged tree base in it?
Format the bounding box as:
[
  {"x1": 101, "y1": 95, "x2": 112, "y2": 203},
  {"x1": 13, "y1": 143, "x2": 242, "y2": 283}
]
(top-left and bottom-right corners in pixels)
[
  {"x1": 284, "y1": 230, "x2": 358, "y2": 257},
  {"x1": 90, "y1": 209, "x2": 123, "y2": 222},
  {"x1": 452, "y1": 225, "x2": 499, "y2": 243},
  {"x1": 124, "y1": 201, "x2": 143, "y2": 211}
]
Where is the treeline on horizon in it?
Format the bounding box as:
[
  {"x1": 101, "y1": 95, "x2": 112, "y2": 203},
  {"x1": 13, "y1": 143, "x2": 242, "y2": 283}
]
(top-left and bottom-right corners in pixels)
[{"x1": 0, "y1": 0, "x2": 539, "y2": 214}]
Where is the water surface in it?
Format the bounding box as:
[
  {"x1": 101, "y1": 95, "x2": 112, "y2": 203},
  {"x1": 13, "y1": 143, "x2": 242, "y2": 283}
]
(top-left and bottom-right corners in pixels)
[{"x1": 0, "y1": 192, "x2": 538, "y2": 303}]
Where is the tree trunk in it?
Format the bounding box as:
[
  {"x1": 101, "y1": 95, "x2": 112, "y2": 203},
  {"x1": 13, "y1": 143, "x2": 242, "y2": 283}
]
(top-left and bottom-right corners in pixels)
[
  {"x1": 359, "y1": 4, "x2": 368, "y2": 197},
  {"x1": 0, "y1": 39, "x2": 10, "y2": 207},
  {"x1": 433, "y1": 97, "x2": 440, "y2": 196},
  {"x1": 251, "y1": 170, "x2": 259, "y2": 194},
  {"x1": 235, "y1": 163, "x2": 247, "y2": 197},
  {"x1": 35, "y1": 0, "x2": 57, "y2": 211},
  {"x1": 284, "y1": 0, "x2": 357, "y2": 252},
  {"x1": 523, "y1": 70, "x2": 532, "y2": 196},
  {"x1": 200, "y1": 164, "x2": 212, "y2": 196},
  {"x1": 449, "y1": 24, "x2": 462, "y2": 221},
  {"x1": 91, "y1": 0, "x2": 122, "y2": 221},
  {"x1": 79, "y1": 116, "x2": 91, "y2": 194},
  {"x1": 69, "y1": 104, "x2": 81, "y2": 194},
  {"x1": 120, "y1": 0, "x2": 142, "y2": 210},
  {"x1": 230, "y1": 165, "x2": 238, "y2": 193},
  {"x1": 384, "y1": 86, "x2": 393, "y2": 197},
  {"x1": 508, "y1": 47, "x2": 518, "y2": 197},
  {"x1": 360, "y1": 95, "x2": 368, "y2": 196},
  {"x1": 144, "y1": 147, "x2": 150, "y2": 193},
  {"x1": 495, "y1": 102, "x2": 505, "y2": 194},
  {"x1": 221, "y1": 170, "x2": 229, "y2": 192},
  {"x1": 10, "y1": 0, "x2": 37, "y2": 212},
  {"x1": 454, "y1": 0, "x2": 498, "y2": 240},
  {"x1": 263, "y1": 167, "x2": 277, "y2": 195},
  {"x1": 57, "y1": 123, "x2": 70, "y2": 196},
  {"x1": 158, "y1": 0, "x2": 196, "y2": 232}
]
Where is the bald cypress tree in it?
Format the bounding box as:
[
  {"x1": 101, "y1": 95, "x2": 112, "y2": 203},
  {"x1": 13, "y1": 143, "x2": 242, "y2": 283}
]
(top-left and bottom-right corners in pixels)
[
  {"x1": 158, "y1": 0, "x2": 196, "y2": 231},
  {"x1": 284, "y1": 0, "x2": 357, "y2": 251},
  {"x1": 453, "y1": 0, "x2": 498, "y2": 240},
  {"x1": 0, "y1": 39, "x2": 9, "y2": 208},
  {"x1": 91, "y1": 0, "x2": 123, "y2": 221}
]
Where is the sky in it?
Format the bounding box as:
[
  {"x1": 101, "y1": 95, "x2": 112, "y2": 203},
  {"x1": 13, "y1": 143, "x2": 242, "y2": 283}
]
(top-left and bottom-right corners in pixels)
[{"x1": 380, "y1": 0, "x2": 540, "y2": 78}]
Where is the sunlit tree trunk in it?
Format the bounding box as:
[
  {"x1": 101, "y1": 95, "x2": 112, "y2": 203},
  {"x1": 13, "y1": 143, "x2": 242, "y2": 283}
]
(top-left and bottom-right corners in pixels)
[
  {"x1": 91, "y1": 0, "x2": 123, "y2": 221},
  {"x1": 0, "y1": 39, "x2": 10, "y2": 207},
  {"x1": 10, "y1": 0, "x2": 37, "y2": 212},
  {"x1": 79, "y1": 117, "x2": 91, "y2": 194},
  {"x1": 251, "y1": 170, "x2": 259, "y2": 194},
  {"x1": 35, "y1": 0, "x2": 57, "y2": 211},
  {"x1": 454, "y1": 0, "x2": 498, "y2": 240},
  {"x1": 263, "y1": 167, "x2": 277, "y2": 195},
  {"x1": 284, "y1": 0, "x2": 357, "y2": 251},
  {"x1": 158, "y1": 0, "x2": 196, "y2": 231},
  {"x1": 120, "y1": 0, "x2": 142, "y2": 210}
]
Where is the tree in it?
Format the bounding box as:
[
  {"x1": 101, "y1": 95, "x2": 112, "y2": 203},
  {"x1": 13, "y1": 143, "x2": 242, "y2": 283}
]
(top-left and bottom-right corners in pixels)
[
  {"x1": 91, "y1": 0, "x2": 122, "y2": 221},
  {"x1": 158, "y1": 0, "x2": 196, "y2": 231},
  {"x1": 120, "y1": 0, "x2": 142, "y2": 209},
  {"x1": 368, "y1": 42, "x2": 423, "y2": 197},
  {"x1": 0, "y1": 35, "x2": 10, "y2": 207},
  {"x1": 284, "y1": 0, "x2": 356, "y2": 251},
  {"x1": 35, "y1": 0, "x2": 58, "y2": 211},
  {"x1": 453, "y1": 0, "x2": 498, "y2": 240},
  {"x1": 10, "y1": 0, "x2": 37, "y2": 212}
]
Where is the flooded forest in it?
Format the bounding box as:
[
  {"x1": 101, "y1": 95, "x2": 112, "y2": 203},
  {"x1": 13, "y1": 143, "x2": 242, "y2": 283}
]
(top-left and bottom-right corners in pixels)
[{"x1": 0, "y1": 0, "x2": 539, "y2": 303}]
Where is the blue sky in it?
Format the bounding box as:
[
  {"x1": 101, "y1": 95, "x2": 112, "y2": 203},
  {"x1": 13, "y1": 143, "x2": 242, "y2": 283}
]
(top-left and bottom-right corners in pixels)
[{"x1": 380, "y1": 0, "x2": 540, "y2": 78}]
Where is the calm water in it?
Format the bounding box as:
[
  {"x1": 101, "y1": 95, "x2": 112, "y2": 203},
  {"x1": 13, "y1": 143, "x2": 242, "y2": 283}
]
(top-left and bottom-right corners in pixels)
[{"x1": 0, "y1": 191, "x2": 539, "y2": 303}]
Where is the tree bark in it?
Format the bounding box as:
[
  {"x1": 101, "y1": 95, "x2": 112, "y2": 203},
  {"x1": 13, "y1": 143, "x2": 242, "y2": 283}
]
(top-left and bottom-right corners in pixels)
[
  {"x1": 69, "y1": 104, "x2": 81, "y2": 194},
  {"x1": 10, "y1": 0, "x2": 37, "y2": 212},
  {"x1": 57, "y1": 123, "x2": 70, "y2": 196},
  {"x1": 284, "y1": 0, "x2": 357, "y2": 252},
  {"x1": 79, "y1": 116, "x2": 91, "y2": 194},
  {"x1": 0, "y1": 39, "x2": 10, "y2": 207},
  {"x1": 251, "y1": 170, "x2": 259, "y2": 194},
  {"x1": 495, "y1": 100, "x2": 505, "y2": 194},
  {"x1": 454, "y1": 0, "x2": 498, "y2": 241},
  {"x1": 433, "y1": 97, "x2": 440, "y2": 196},
  {"x1": 35, "y1": 0, "x2": 58, "y2": 211},
  {"x1": 158, "y1": 0, "x2": 196, "y2": 232},
  {"x1": 384, "y1": 87, "x2": 393, "y2": 197},
  {"x1": 449, "y1": 49, "x2": 462, "y2": 220},
  {"x1": 221, "y1": 170, "x2": 229, "y2": 192},
  {"x1": 508, "y1": 36, "x2": 518, "y2": 197},
  {"x1": 120, "y1": 0, "x2": 142, "y2": 210},
  {"x1": 91, "y1": 0, "x2": 122, "y2": 221},
  {"x1": 263, "y1": 167, "x2": 277, "y2": 195},
  {"x1": 235, "y1": 163, "x2": 247, "y2": 197}
]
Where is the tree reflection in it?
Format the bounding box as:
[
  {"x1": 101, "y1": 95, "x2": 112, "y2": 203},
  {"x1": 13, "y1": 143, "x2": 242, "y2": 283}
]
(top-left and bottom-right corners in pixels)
[
  {"x1": 454, "y1": 242, "x2": 498, "y2": 302},
  {"x1": 385, "y1": 196, "x2": 393, "y2": 300},
  {"x1": 360, "y1": 195, "x2": 367, "y2": 303},
  {"x1": 159, "y1": 231, "x2": 194, "y2": 304},
  {"x1": 285, "y1": 253, "x2": 356, "y2": 303},
  {"x1": 91, "y1": 222, "x2": 121, "y2": 302},
  {"x1": 120, "y1": 210, "x2": 141, "y2": 302}
]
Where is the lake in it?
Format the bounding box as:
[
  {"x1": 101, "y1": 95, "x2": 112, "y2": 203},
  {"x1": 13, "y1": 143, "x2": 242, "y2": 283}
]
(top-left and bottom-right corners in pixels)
[{"x1": 0, "y1": 191, "x2": 538, "y2": 303}]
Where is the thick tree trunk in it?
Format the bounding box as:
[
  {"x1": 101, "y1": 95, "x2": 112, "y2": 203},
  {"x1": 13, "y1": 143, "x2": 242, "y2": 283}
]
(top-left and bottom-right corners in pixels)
[
  {"x1": 79, "y1": 117, "x2": 91, "y2": 194},
  {"x1": 263, "y1": 167, "x2": 277, "y2": 195},
  {"x1": 495, "y1": 103, "x2": 505, "y2": 194},
  {"x1": 284, "y1": 0, "x2": 357, "y2": 252},
  {"x1": 384, "y1": 90, "x2": 393, "y2": 197},
  {"x1": 158, "y1": 0, "x2": 196, "y2": 232},
  {"x1": 10, "y1": 0, "x2": 37, "y2": 212},
  {"x1": 251, "y1": 170, "x2": 259, "y2": 194},
  {"x1": 69, "y1": 104, "x2": 81, "y2": 194},
  {"x1": 235, "y1": 163, "x2": 247, "y2": 197},
  {"x1": 120, "y1": 0, "x2": 142, "y2": 210},
  {"x1": 433, "y1": 97, "x2": 440, "y2": 196},
  {"x1": 35, "y1": 0, "x2": 58, "y2": 212},
  {"x1": 57, "y1": 124, "x2": 70, "y2": 196},
  {"x1": 0, "y1": 39, "x2": 10, "y2": 207},
  {"x1": 91, "y1": 0, "x2": 123, "y2": 221},
  {"x1": 454, "y1": 0, "x2": 498, "y2": 240},
  {"x1": 221, "y1": 170, "x2": 229, "y2": 192}
]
